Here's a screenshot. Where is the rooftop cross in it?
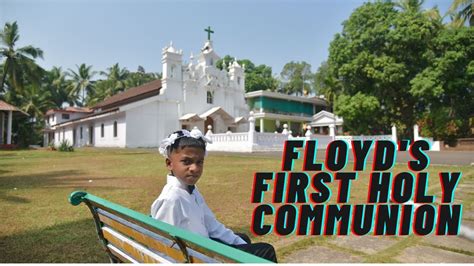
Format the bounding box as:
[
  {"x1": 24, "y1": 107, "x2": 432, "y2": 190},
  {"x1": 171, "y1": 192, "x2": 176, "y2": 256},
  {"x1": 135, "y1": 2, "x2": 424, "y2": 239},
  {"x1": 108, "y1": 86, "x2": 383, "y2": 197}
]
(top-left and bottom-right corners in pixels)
[{"x1": 204, "y1": 26, "x2": 214, "y2": 41}]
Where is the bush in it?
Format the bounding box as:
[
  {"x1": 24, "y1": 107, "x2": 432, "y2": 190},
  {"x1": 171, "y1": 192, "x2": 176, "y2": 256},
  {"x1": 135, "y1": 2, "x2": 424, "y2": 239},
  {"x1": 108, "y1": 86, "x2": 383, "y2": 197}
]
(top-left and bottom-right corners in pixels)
[
  {"x1": 48, "y1": 142, "x2": 56, "y2": 151},
  {"x1": 58, "y1": 140, "x2": 74, "y2": 152}
]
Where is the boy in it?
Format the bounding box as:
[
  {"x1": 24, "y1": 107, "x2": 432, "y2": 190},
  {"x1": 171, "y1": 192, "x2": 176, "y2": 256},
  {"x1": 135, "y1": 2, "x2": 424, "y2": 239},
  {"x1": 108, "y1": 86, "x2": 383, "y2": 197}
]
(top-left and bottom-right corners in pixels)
[{"x1": 151, "y1": 129, "x2": 277, "y2": 262}]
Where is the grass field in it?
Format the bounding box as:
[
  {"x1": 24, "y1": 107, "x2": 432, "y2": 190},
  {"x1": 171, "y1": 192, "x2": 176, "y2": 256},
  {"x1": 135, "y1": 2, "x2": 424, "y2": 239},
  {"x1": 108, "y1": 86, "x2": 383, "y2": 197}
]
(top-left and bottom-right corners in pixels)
[{"x1": 0, "y1": 148, "x2": 473, "y2": 262}]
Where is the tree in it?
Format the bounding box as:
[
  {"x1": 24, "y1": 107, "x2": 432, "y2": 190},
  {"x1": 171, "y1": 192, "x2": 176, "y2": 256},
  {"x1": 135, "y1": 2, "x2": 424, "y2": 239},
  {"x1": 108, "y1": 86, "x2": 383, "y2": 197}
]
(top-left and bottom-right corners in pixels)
[
  {"x1": 326, "y1": 1, "x2": 440, "y2": 137},
  {"x1": 67, "y1": 64, "x2": 96, "y2": 107},
  {"x1": 410, "y1": 26, "x2": 474, "y2": 142},
  {"x1": 0, "y1": 21, "x2": 44, "y2": 94},
  {"x1": 280, "y1": 61, "x2": 313, "y2": 95},
  {"x1": 100, "y1": 63, "x2": 129, "y2": 94},
  {"x1": 216, "y1": 55, "x2": 278, "y2": 92},
  {"x1": 45, "y1": 67, "x2": 71, "y2": 108},
  {"x1": 395, "y1": 0, "x2": 424, "y2": 13},
  {"x1": 17, "y1": 84, "x2": 54, "y2": 119},
  {"x1": 125, "y1": 66, "x2": 160, "y2": 88},
  {"x1": 449, "y1": 0, "x2": 474, "y2": 26},
  {"x1": 313, "y1": 61, "x2": 342, "y2": 110}
]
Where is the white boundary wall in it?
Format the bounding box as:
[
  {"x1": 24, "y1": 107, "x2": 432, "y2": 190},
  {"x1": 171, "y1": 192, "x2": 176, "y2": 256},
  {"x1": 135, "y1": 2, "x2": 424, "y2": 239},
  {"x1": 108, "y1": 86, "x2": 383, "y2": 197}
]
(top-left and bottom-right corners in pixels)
[{"x1": 205, "y1": 121, "x2": 440, "y2": 152}]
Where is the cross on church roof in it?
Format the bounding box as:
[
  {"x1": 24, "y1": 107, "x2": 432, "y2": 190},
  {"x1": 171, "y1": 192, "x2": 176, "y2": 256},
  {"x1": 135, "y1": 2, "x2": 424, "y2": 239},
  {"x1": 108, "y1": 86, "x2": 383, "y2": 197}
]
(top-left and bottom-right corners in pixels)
[{"x1": 204, "y1": 26, "x2": 214, "y2": 41}]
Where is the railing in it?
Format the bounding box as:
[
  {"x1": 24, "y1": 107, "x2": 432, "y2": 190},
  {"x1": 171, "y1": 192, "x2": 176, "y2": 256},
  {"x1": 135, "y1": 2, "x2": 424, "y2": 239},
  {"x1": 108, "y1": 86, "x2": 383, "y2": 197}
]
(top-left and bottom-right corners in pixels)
[
  {"x1": 335, "y1": 135, "x2": 393, "y2": 141},
  {"x1": 208, "y1": 132, "x2": 248, "y2": 143}
]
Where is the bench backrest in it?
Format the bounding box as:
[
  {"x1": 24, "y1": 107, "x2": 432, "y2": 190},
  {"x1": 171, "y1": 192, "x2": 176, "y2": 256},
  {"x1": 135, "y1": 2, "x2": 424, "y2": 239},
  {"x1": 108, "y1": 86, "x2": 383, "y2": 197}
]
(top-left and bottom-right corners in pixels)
[{"x1": 69, "y1": 191, "x2": 272, "y2": 263}]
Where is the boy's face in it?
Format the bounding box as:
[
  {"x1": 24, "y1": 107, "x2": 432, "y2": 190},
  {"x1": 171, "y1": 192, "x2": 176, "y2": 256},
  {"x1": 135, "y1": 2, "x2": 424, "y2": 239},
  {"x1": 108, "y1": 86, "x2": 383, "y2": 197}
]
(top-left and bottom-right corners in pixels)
[{"x1": 166, "y1": 146, "x2": 205, "y2": 185}]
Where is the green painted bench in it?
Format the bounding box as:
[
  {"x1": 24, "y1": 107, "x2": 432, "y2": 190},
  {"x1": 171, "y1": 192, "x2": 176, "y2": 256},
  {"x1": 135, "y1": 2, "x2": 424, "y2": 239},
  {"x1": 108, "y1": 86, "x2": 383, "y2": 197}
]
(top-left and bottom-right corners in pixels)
[{"x1": 69, "y1": 191, "x2": 273, "y2": 263}]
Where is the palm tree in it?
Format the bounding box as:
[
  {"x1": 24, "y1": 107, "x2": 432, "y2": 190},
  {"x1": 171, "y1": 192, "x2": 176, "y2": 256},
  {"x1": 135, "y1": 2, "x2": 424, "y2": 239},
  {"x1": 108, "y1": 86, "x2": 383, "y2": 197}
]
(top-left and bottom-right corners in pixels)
[
  {"x1": 449, "y1": 0, "x2": 473, "y2": 26},
  {"x1": 100, "y1": 63, "x2": 129, "y2": 94},
  {"x1": 126, "y1": 66, "x2": 161, "y2": 87},
  {"x1": 67, "y1": 63, "x2": 96, "y2": 107},
  {"x1": 0, "y1": 21, "x2": 44, "y2": 94},
  {"x1": 46, "y1": 66, "x2": 71, "y2": 108},
  {"x1": 17, "y1": 84, "x2": 54, "y2": 119}
]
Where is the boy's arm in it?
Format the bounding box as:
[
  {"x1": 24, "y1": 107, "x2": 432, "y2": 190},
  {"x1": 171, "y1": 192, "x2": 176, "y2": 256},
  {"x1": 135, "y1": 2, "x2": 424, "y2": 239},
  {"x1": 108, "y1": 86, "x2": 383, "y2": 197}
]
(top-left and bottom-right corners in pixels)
[
  {"x1": 200, "y1": 198, "x2": 247, "y2": 245},
  {"x1": 151, "y1": 198, "x2": 186, "y2": 227}
]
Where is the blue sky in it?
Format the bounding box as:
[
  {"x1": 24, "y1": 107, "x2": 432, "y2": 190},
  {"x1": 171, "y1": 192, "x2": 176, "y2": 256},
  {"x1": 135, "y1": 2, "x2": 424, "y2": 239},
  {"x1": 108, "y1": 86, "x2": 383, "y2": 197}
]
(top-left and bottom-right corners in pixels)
[{"x1": 2, "y1": 0, "x2": 452, "y2": 77}]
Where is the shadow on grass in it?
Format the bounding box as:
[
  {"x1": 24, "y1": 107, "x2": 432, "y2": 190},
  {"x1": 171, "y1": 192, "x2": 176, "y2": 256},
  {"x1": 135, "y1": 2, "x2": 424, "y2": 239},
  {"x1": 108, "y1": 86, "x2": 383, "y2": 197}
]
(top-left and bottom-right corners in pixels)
[
  {"x1": 0, "y1": 170, "x2": 121, "y2": 190},
  {"x1": 0, "y1": 194, "x2": 30, "y2": 204},
  {"x1": 0, "y1": 169, "x2": 10, "y2": 175},
  {"x1": 0, "y1": 218, "x2": 109, "y2": 263}
]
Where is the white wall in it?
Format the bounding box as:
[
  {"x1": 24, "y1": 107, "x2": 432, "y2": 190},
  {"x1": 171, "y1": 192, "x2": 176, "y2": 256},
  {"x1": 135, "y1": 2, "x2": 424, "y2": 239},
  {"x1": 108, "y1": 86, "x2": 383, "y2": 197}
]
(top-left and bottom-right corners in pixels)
[
  {"x1": 125, "y1": 99, "x2": 179, "y2": 148},
  {"x1": 94, "y1": 113, "x2": 126, "y2": 148}
]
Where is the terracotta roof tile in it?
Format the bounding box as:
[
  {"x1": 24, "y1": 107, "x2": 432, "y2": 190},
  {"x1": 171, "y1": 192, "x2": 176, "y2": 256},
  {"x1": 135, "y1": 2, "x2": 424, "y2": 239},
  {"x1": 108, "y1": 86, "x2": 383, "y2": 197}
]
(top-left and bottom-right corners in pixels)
[
  {"x1": 45, "y1": 107, "x2": 93, "y2": 116},
  {"x1": 0, "y1": 100, "x2": 21, "y2": 112},
  {"x1": 93, "y1": 79, "x2": 162, "y2": 110}
]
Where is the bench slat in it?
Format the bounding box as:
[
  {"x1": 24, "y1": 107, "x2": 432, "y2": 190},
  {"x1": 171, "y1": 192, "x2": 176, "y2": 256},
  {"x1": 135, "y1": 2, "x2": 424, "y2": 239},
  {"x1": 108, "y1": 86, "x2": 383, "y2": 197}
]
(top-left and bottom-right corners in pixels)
[
  {"x1": 98, "y1": 209, "x2": 218, "y2": 263},
  {"x1": 102, "y1": 227, "x2": 172, "y2": 263},
  {"x1": 107, "y1": 244, "x2": 138, "y2": 263},
  {"x1": 98, "y1": 212, "x2": 190, "y2": 262}
]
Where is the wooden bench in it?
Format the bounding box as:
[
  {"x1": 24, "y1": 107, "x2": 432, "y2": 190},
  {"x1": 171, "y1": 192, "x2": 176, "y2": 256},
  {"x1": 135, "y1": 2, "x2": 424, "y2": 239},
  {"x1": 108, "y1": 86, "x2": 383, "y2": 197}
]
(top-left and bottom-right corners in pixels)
[{"x1": 69, "y1": 191, "x2": 273, "y2": 263}]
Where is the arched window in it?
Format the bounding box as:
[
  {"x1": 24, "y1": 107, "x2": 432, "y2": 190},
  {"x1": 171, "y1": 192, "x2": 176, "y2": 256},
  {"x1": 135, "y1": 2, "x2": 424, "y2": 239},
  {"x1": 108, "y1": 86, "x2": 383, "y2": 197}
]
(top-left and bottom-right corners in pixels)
[
  {"x1": 170, "y1": 65, "x2": 176, "y2": 78},
  {"x1": 101, "y1": 123, "x2": 104, "y2": 138},
  {"x1": 113, "y1": 121, "x2": 118, "y2": 137}
]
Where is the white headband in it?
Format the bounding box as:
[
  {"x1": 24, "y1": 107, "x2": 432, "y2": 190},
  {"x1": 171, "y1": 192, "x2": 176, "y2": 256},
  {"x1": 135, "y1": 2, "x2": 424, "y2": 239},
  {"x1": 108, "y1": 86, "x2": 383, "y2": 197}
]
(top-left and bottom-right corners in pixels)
[{"x1": 158, "y1": 128, "x2": 212, "y2": 158}]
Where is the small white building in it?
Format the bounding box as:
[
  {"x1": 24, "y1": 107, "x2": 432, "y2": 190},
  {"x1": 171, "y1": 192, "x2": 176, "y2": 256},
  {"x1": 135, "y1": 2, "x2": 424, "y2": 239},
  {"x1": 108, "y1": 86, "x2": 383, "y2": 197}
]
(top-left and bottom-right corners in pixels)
[{"x1": 44, "y1": 40, "x2": 249, "y2": 148}]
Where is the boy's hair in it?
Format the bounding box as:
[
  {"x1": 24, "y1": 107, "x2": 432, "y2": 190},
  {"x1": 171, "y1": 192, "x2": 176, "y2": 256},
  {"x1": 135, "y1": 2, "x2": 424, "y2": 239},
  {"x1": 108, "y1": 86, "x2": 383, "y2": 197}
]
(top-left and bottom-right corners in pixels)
[{"x1": 167, "y1": 134, "x2": 206, "y2": 156}]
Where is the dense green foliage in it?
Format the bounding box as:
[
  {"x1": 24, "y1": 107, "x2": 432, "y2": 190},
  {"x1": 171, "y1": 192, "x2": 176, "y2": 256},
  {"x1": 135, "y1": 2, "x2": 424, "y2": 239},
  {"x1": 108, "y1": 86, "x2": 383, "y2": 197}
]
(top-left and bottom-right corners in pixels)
[
  {"x1": 320, "y1": 0, "x2": 473, "y2": 139},
  {"x1": 216, "y1": 55, "x2": 279, "y2": 92}
]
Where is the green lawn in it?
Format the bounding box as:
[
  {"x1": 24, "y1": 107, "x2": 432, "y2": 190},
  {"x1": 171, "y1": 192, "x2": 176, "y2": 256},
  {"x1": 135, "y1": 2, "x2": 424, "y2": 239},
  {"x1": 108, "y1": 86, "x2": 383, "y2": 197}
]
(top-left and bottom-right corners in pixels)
[{"x1": 0, "y1": 148, "x2": 472, "y2": 262}]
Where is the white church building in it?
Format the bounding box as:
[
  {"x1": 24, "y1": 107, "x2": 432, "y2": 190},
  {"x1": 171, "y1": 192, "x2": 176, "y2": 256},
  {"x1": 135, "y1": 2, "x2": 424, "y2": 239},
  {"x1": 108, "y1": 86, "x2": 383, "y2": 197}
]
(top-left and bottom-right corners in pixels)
[{"x1": 44, "y1": 39, "x2": 249, "y2": 148}]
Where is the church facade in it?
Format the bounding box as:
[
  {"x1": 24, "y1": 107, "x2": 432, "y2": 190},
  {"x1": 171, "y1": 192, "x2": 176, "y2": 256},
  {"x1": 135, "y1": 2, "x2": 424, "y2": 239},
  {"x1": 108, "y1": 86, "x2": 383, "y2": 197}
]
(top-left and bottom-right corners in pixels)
[{"x1": 43, "y1": 39, "x2": 249, "y2": 148}]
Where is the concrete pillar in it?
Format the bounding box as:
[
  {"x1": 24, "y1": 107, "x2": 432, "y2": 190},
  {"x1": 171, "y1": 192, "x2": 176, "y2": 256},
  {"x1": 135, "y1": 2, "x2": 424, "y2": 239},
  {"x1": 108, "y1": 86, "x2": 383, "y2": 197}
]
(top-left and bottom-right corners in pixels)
[
  {"x1": 413, "y1": 124, "x2": 420, "y2": 141},
  {"x1": 282, "y1": 124, "x2": 289, "y2": 135},
  {"x1": 305, "y1": 125, "x2": 312, "y2": 140},
  {"x1": 248, "y1": 112, "x2": 255, "y2": 144},
  {"x1": 206, "y1": 125, "x2": 213, "y2": 136},
  {"x1": 329, "y1": 124, "x2": 335, "y2": 139},
  {"x1": 7, "y1": 111, "x2": 12, "y2": 144},
  {"x1": 259, "y1": 118, "x2": 264, "y2": 133},
  {"x1": 391, "y1": 125, "x2": 397, "y2": 143},
  {"x1": 0, "y1": 112, "x2": 4, "y2": 144}
]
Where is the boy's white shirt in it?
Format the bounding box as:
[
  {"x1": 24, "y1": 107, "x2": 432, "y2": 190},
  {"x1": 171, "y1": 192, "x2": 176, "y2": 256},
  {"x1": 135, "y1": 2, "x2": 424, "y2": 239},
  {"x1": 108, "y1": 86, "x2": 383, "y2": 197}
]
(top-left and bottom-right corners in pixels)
[{"x1": 151, "y1": 174, "x2": 247, "y2": 245}]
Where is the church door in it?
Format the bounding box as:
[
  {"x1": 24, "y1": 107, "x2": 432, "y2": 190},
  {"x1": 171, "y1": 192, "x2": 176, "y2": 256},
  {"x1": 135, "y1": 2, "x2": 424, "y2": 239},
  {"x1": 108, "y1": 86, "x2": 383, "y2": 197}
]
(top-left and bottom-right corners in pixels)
[{"x1": 204, "y1": 117, "x2": 214, "y2": 133}]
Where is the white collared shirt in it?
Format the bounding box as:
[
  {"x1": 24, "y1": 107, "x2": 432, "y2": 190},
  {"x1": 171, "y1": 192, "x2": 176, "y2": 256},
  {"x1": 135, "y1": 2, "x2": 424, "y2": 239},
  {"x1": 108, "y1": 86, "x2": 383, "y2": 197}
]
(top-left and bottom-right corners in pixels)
[{"x1": 151, "y1": 175, "x2": 246, "y2": 245}]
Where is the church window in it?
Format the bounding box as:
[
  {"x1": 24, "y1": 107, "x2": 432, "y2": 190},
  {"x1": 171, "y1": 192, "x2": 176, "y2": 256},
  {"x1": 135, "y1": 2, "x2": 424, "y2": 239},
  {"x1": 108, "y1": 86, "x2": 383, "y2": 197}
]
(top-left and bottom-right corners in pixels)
[
  {"x1": 207, "y1": 91, "x2": 214, "y2": 104},
  {"x1": 101, "y1": 123, "x2": 104, "y2": 138},
  {"x1": 170, "y1": 65, "x2": 176, "y2": 78},
  {"x1": 237, "y1": 77, "x2": 241, "y2": 85},
  {"x1": 113, "y1": 121, "x2": 118, "y2": 137},
  {"x1": 80, "y1": 127, "x2": 83, "y2": 139},
  {"x1": 210, "y1": 58, "x2": 214, "y2": 66}
]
